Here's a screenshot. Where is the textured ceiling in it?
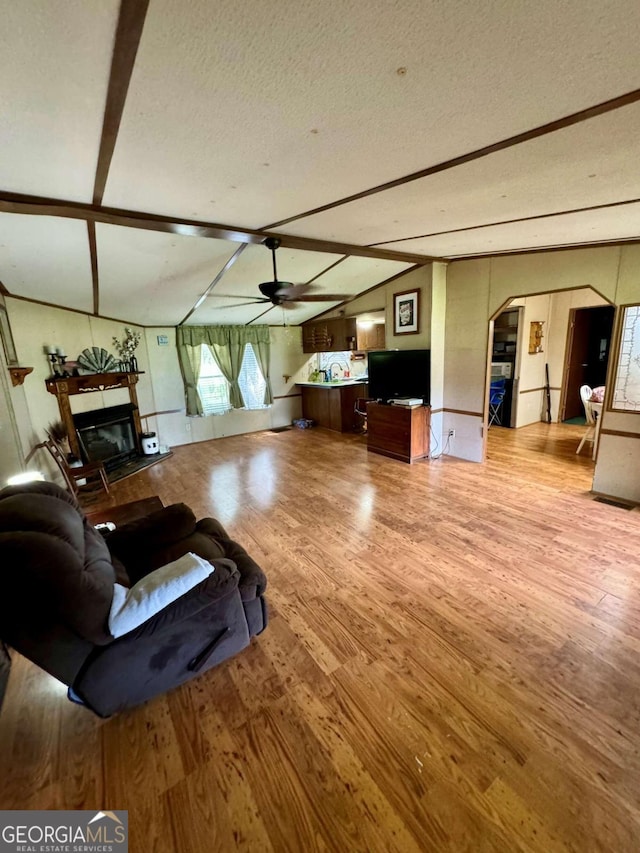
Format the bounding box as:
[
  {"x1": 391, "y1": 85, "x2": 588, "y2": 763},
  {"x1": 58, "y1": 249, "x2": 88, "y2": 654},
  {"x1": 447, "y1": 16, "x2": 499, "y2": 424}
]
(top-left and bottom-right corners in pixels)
[
  {"x1": 1, "y1": 1, "x2": 119, "y2": 201},
  {"x1": 2, "y1": 0, "x2": 640, "y2": 325},
  {"x1": 0, "y1": 214, "x2": 94, "y2": 313},
  {"x1": 279, "y1": 101, "x2": 640, "y2": 246}
]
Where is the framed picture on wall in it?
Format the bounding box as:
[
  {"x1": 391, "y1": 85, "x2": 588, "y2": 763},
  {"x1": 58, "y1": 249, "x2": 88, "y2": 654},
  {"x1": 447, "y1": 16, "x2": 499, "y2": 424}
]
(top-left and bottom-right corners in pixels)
[
  {"x1": 0, "y1": 299, "x2": 19, "y2": 367},
  {"x1": 393, "y1": 288, "x2": 420, "y2": 335}
]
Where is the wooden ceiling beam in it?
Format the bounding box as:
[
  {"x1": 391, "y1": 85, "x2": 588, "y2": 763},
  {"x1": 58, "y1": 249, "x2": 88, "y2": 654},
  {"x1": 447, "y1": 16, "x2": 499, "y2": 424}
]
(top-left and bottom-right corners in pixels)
[
  {"x1": 93, "y1": 0, "x2": 151, "y2": 205},
  {"x1": 87, "y1": 221, "x2": 100, "y2": 316},
  {"x1": 0, "y1": 192, "x2": 437, "y2": 264}
]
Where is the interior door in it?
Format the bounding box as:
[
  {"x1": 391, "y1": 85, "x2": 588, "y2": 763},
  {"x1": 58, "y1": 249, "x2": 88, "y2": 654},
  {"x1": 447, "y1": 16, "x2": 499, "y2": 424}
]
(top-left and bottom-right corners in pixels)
[
  {"x1": 562, "y1": 306, "x2": 614, "y2": 420},
  {"x1": 563, "y1": 310, "x2": 592, "y2": 421}
]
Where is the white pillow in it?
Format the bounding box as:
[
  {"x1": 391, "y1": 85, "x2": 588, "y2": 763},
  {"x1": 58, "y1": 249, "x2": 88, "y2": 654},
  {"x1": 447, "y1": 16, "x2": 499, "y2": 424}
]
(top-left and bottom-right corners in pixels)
[{"x1": 109, "y1": 552, "x2": 214, "y2": 638}]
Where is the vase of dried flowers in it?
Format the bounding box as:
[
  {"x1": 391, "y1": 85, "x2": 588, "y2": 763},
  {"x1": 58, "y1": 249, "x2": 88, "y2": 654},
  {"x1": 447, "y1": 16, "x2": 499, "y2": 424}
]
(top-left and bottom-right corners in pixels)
[{"x1": 112, "y1": 328, "x2": 141, "y2": 372}]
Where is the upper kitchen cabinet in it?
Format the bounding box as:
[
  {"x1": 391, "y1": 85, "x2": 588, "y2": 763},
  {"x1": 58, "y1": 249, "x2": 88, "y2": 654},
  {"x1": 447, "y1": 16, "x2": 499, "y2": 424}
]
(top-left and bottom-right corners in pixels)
[
  {"x1": 356, "y1": 322, "x2": 386, "y2": 352},
  {"x1": 492, "y1": 308, "x2": 520, "y2": 358},
  {"x1": 302, "y1": 317, "x2": 357, "y2": 353}
]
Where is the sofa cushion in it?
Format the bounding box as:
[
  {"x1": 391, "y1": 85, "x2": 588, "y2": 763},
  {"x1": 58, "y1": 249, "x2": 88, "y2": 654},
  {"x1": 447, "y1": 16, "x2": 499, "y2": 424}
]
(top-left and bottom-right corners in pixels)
[
  {"x1": 108, "y1": 552, "x2": 215, "y2": 637},
  {"x1": 106, "y1": 504, "x2": 245, "y2": 584},
  {"x1": 0, "y1": 485, "x2": 115, "y2": 645},
  {"x1": 107, "y1": 503, "x2": 198, "y2": 552}
]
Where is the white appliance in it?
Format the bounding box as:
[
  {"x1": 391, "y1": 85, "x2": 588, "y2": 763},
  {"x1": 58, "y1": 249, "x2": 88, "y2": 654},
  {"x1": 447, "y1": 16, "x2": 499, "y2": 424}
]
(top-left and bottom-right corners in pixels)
[
  {"x1": 390, "y1": 398, "x2": 423, "y2": 407},
  {"x1": 141, "y1": 432, "x2": 158, "y2": 455},
  {"x1": 491, "y1": 362, "x2": 513, "y2": 379}
]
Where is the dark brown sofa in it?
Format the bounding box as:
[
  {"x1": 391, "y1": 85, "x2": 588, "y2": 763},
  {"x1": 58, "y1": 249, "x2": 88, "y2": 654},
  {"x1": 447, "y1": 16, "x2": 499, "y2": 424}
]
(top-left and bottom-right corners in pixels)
[{"x1": 0, "y1": 481, "x2": 267, "y2": 717}]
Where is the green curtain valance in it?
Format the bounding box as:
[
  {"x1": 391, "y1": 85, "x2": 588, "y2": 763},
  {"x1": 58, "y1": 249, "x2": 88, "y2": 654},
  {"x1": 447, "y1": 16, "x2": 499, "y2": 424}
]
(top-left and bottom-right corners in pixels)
[
  {"x1": 176, "y1": 325, "x2": 273, "y2": 415},
  {"x1": 177, "y1": 325, "x2": 271, "y2": 347}
]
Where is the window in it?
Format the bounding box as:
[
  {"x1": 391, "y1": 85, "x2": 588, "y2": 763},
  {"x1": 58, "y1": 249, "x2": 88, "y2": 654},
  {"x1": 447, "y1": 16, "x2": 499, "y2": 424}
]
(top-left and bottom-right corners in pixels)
[
  {"x1": 197, "y1": 346, "x2": 230, "y2": 415},
  {"x1": 197, "y1": 344, "x2": 267, "y2": 415},
  {"x1": 238, "y1": 344, "x2": 267, "y2": 409}
]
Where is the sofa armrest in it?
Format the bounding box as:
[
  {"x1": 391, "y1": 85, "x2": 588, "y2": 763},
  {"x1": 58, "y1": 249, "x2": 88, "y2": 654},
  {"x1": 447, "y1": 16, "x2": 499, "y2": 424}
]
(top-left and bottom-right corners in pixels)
[
  {"x1": 72, "y1": 563, "x2": 249, "y2": 716},
  {"x1": 195, "y1": 518, "x2": 267, "y2": 598},
  {"x1": 111, "y1": 557, "x2": 239, "y2": 640},
  {"x1": 107, "y1": 504, "x2": 197, "y2": 552},
  {"x1": 106, "y1": 504, "x2": 200, "y2": 582}
]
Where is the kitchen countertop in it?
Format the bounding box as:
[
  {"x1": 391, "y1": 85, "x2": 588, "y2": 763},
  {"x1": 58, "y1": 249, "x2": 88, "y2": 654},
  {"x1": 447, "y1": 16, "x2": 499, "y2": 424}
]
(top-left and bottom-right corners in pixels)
[{"x1": 296, "y1": 379, "x2": 368, "y2": 388}]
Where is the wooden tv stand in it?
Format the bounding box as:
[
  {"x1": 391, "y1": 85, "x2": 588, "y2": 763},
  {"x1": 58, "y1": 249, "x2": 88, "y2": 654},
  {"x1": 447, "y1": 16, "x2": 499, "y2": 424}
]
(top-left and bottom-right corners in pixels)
[{"x1": 366, "y1": 402, "x2": 431, "y2": 464}]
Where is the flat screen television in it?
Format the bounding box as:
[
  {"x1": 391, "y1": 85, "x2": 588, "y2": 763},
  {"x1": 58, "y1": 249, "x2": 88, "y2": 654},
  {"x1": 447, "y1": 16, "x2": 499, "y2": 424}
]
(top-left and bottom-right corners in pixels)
[{"x1": 367, "y1": 349, "x2": 430, "y2": 404}]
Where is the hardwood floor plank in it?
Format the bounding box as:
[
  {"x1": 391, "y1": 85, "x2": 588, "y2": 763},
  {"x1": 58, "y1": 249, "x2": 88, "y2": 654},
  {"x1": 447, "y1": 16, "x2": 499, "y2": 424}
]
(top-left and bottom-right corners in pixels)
[
  {"x1": 326, "y1": 661, "x2": 516, "y2": 851},
  {"x1": 287, "y1": 681, "x2": 426, "y2": 852},
  {"x1": 101, "y1": 696, "x2": 185, "y2": 807},
  {"x1": 165, "y1": 727, "x2": 274, "y2": 853}
]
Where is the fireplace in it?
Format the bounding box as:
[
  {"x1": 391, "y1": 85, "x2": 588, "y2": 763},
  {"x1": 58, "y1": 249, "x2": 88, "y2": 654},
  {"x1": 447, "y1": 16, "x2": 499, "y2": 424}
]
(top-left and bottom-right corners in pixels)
[{"x1": 73, "y1": 404, "x2": 139, "y2": 472}]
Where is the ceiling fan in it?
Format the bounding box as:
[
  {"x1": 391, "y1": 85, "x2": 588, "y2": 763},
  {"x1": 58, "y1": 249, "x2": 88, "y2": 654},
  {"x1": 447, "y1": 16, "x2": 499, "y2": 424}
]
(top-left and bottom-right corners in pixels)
[{"x1": 211, "y1": 237, "x2": 353, "y2": 311}]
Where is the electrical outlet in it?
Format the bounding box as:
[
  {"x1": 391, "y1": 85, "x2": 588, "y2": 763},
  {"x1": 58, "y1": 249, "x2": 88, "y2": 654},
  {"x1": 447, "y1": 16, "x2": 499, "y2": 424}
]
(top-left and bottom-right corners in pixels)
[
  {"x1": 185, "y1": 422, "x2": 191, "y2": 432},
  {"x1": 448, "y1": 429, "x2": 455, "y2": 438}
]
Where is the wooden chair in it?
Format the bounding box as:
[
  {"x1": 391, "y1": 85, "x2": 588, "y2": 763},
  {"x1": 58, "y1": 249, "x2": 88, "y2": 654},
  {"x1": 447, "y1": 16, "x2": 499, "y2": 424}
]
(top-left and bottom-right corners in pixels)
[{"x1": 25, "y1": 439, "x2": 110, "y2": 498}]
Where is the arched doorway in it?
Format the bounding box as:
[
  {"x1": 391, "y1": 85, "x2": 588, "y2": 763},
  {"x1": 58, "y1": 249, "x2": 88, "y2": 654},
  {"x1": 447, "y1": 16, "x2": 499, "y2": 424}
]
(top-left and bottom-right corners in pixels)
[{"x1": 485, "y1": 286, "x2": 615, "y2": 462}]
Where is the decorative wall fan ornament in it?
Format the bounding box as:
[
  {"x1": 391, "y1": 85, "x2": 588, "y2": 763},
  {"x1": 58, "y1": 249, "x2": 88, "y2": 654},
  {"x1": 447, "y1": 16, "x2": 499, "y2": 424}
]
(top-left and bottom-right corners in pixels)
[
  {"x1": 77, "y1": 347, "x2": 118, "y2": 373},
  {"x1": 211, "y1": 237, "x2": 354, "y2": 315}
]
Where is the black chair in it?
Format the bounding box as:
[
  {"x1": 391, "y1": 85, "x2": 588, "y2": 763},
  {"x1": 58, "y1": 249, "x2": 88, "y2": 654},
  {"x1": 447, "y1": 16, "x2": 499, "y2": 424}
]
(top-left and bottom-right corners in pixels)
[
  {"x1": 489, "y1": 378, "x2": 506, "y2": 426},
  {"x1": 354, "y1": 397, "x2": 373, "y2": 433}
]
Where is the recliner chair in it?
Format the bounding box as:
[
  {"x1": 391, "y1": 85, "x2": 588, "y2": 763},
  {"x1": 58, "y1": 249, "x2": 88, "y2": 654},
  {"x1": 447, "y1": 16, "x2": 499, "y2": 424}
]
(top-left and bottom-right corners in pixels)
[{"x1": 0, "y1": 481, "x2": 268, "y2": 717}]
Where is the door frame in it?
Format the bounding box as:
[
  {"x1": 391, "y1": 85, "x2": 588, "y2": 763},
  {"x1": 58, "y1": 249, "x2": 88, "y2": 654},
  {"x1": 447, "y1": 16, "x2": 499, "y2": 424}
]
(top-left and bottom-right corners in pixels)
[
  {"x1": 558, "y1": 307, "x2": 579, "y2": 423},
  {"x1": 559, "y1": 304, "x2": 615, "y2": 422}
]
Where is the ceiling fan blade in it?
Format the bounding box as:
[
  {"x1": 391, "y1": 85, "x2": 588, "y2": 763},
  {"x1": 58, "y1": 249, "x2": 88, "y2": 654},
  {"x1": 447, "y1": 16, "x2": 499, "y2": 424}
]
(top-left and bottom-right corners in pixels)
[
  {"x1": 273, "y1": 283, "x2": 311, "y2": 298},
  {"x1": 286, "y1": 294, "x2": 355, "y2": 302},
  {"x1": 216, "y1": 299, "x2": 271, "y2": 308},
  {"x1": 208, "y1": 293, "x2": 269, "y2": 302}
]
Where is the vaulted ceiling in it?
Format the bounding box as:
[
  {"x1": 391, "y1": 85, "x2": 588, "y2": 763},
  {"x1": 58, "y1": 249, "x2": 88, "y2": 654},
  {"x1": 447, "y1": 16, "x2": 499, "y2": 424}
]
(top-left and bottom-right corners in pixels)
[{"x1": 2, "y1": 0, "x2": 640, "y2": 326}]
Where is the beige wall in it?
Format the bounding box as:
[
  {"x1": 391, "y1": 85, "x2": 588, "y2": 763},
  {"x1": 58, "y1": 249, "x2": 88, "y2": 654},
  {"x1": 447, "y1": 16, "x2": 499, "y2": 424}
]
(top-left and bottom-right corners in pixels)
[
  {"x1": 486, "y1": 247, "x2": 619, "y2": 316},
  {"x1": 4, "y1": 300, "x2": 308, "y2": 465},
  {"x1": 320, "y1": 263, "x2": 443, "y2": 444},
  {"x1": 6, "y1": 299, "x2": 153, "y2": 474},
  {"x1": 0, "y1": 302, "x2": 25, "y2": 482},
  {"x1": 321, "y1": 265, "x2": 433, "y2": 350},
  {"x1": 443, "y1": 259, "x2": 491, "y2": 462},
  {"x1": 510, "y1": 294, "x2": 551, "y2": 428},
  {"x1": 142, "y1": 325, "x2": 307, "y2": 449},
  {"x1": 429, "y1": 262, "x2": 446, "y2": 452},
  {"x1": 446, "y1": 245, "x2": 640, "y2": 502}
]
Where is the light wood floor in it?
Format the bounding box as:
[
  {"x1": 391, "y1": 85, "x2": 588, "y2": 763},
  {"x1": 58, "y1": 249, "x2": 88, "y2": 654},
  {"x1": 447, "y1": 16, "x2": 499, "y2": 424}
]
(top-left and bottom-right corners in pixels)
[{"x1": 2, "y1": 423, "x2": 639, "y2": 852}]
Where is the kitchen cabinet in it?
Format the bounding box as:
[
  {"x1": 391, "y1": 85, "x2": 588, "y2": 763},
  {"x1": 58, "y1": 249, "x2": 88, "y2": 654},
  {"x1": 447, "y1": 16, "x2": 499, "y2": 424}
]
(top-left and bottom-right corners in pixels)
[
  {"x1": 299, "y1": 382, "x2": 368, "y2": 432},
  {"x1": 366, "y1": 402, "x2": 430, "y2": 463},
  {"x1": 492, "y1": 308, "x2": 519, "y2": 358},
  {"x1": 302, "y1": 318, "x2": 357, "y2": 353},
  {"x1": 356, "y1": 323, "x2": 385, "y2": 351}
]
